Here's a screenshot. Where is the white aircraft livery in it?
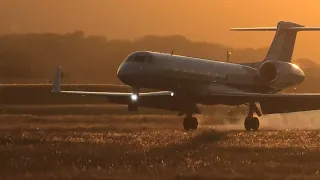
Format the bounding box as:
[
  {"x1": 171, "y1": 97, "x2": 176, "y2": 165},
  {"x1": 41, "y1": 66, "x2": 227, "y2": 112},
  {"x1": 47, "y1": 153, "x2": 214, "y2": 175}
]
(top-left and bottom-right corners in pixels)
[{"x1": 52, "y1": 21, "x2": 320, "y2": 131}]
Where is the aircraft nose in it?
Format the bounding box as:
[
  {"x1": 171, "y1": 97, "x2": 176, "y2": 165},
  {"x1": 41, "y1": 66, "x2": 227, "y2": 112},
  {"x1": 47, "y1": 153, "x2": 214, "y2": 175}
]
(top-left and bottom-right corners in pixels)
[
  {"x1": 117, "y1": 64, "x2": 125, "y2": 79},
  {"x1": 117, "y1": 63, "x2": 131, "y2": 84}
]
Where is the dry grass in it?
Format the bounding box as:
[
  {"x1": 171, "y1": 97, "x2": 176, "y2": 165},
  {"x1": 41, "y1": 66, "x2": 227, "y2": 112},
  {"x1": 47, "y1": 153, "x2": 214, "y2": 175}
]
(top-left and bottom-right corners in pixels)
[{"x1": 0, "y1": 105, "x2": 320, "y2": 179}]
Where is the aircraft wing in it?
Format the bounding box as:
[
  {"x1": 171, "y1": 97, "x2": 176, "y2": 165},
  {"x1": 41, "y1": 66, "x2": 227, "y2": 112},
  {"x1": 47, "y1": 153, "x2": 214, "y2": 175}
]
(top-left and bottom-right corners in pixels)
[
  {"x1": 204, "y1": 92, "x2": 320, "y2": 115},
  {"x1": 53, "y1": 89, "x2": 174, "y2": 105},
  {"x1": 53, "y1": 89, "x2": 179, "y2": 109},
  {"x1": 51, "y1": 66, "x2": 192, "y2": 112}
]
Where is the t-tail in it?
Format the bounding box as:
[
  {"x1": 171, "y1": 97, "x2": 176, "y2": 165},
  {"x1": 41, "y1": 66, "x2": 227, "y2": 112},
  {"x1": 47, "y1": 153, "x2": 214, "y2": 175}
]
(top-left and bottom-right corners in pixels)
[{"x1": 231, "y1": 21, "x2": 320, "y2": 63}]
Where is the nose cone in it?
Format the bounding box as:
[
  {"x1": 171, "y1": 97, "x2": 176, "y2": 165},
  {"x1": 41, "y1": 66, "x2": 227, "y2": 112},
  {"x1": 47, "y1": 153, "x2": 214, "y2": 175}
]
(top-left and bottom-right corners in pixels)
[
  {"x1": 117, "y1": 51, "x2": 150, "y2": 85},
  {"x1": 117, "y1": 63, "x2": 126, "y2": 82},
  {"x1": 117, "y1": 62, "x2": 133, "y2": 85}
]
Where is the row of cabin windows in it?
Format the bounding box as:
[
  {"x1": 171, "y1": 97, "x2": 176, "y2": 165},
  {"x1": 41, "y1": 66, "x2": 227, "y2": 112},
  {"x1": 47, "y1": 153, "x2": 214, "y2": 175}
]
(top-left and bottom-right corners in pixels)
[
  {"x1": 127, "y1": 55, "x2": 153, "y2": 63},
  {"x1": 174, "y1": 68, "x2": 228, "y2": 80}
]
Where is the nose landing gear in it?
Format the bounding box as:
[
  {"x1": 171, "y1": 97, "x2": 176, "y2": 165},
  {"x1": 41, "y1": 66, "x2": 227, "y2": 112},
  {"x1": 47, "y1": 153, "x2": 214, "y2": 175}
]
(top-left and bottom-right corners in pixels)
[
  {"x1": 128, "y1": 87, "x2": 139, "y2": 111},
  {"x1": 128, "y1": 103, "x2": 138, "y2": 111}
]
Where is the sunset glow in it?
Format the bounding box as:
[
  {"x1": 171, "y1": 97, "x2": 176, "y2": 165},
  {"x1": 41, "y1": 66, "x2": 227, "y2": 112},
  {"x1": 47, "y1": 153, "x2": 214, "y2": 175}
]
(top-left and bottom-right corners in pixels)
[{"x1": 0, "y1": 1, "x2": 320, "y2": 60}]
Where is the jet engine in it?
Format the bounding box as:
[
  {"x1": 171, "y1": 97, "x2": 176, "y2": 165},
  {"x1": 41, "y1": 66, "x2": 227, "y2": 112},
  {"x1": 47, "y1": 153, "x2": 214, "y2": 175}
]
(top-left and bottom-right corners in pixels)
[{"x1": 258, "y1": 60, "x2": 305, "y2": 89}]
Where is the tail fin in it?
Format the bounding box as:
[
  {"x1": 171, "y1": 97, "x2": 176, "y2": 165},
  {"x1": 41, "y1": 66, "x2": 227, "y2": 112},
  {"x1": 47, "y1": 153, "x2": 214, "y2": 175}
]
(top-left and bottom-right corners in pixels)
[
  {"x1": 231, "y1": 21, "x2": 320, "y2": 62},
  {"x1": 52, "y1": 66, "x2": 62, "y2": 92}
]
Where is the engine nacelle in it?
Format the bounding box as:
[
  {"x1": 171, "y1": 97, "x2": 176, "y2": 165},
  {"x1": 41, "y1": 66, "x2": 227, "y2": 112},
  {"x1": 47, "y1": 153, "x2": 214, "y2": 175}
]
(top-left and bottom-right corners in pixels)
[{"x1": 259, "y1": 60, "x2": 305, "y2": 89}]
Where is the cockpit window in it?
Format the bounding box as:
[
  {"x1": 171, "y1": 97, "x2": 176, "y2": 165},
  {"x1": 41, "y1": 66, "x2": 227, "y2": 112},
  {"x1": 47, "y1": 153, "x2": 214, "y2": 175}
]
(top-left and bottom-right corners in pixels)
[
  {"x1": 127, "y1": 54, "x2": 152, "y2": 63},
  {"x1": 134, "y1": 55, "x2": 147, "y2": 62}
]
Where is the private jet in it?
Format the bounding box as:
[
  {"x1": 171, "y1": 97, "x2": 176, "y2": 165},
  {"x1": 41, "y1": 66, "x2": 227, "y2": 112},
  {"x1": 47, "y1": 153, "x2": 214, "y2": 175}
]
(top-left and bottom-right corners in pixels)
[{"x1": 52, "y1": 21, "x2": 320, "y2": 131}]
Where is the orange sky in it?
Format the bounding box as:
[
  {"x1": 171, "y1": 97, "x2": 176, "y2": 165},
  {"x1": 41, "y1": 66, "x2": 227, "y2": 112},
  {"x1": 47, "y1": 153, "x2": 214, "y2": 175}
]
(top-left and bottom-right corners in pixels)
[{"x1": 1, "y1": 0, "x2": 320, "y2": 61}]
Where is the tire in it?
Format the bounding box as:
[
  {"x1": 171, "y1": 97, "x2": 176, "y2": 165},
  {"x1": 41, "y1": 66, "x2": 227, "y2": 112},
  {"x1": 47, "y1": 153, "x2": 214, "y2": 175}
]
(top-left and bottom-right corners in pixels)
[
  {"x1": 244, "y1": 117, "x2": 252, "y2": 131},
  {"x1": 191, "y1": 117, "x2": 198, "y2": 130},
  {"x1": 183, "y1": 117, "x2": 198, "y2": 131},
  {"x1": 183, "y1": 117, "x2": 192, "y2": 131},
  {"x1": 251, "y1": 117, "x2": 260, "y2": 131}
]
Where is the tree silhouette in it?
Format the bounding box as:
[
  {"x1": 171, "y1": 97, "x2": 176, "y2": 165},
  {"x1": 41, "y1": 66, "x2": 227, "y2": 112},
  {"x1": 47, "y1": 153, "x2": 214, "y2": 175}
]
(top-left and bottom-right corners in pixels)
[
  {"x1": 0, "y1": 50, "x2": 31, "y2": 78},
  {"x1": 0, "y1": 31, "x2": 318, "y2": 93}
]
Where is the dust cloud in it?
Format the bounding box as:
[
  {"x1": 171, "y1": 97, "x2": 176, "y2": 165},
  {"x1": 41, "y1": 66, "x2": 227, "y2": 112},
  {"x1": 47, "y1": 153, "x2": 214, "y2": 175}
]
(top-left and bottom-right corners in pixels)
[
  {"x1": 197, "y1": 110, "x2": 320, "y2": 131},
  {"x1": 260, "y1": 110, "x2": 320, "y2": 130},
  {"x1": 197, "y1": 114, "x2": 245, "y2": 131}
]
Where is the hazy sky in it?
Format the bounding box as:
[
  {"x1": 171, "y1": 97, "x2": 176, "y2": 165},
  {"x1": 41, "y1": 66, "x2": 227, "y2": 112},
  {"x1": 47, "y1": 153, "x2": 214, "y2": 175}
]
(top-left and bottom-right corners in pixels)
[{"x1": 1, "y1": 0, "x2": 320, "y2": 61}]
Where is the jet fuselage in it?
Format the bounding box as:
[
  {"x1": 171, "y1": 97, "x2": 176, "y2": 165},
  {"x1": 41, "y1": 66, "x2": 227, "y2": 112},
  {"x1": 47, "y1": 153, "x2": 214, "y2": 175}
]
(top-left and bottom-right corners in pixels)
[{"x1": 117, "y1": 51, "x2": 295, "y2": 96}]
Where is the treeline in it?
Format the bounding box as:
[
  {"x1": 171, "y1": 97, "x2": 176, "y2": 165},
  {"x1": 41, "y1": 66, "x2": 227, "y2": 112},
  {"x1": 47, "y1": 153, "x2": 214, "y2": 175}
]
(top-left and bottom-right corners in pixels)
[
  {"x1": 0, "y1": 31, "x2": 319, "y2": 91},
  {"x1": 0, "y1": 31, "x2": 269, "y2": 84}
]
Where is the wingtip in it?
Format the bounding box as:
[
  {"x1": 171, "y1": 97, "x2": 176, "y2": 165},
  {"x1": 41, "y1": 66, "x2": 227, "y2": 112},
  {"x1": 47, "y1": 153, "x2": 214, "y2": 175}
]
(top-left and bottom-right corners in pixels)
[{"x1": 52, "y1": 65, "x2": 62, "y2": 92}]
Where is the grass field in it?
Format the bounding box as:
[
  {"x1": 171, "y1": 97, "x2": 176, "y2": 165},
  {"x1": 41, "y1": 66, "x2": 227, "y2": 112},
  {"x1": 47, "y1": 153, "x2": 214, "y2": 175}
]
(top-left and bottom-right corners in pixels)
[
  {"x1": 1, "y1": 85, "x2": 320, "y2": 179},
  {"x1": 1, "y1": 104, "x2": 320, "y2": 179}
]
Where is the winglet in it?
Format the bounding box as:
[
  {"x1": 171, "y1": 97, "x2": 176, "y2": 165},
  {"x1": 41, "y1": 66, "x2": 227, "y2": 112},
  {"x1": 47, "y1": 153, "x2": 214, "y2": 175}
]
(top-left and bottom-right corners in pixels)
[{"x1": 52, "y1": 66, "x2": 62, "y2": 92}]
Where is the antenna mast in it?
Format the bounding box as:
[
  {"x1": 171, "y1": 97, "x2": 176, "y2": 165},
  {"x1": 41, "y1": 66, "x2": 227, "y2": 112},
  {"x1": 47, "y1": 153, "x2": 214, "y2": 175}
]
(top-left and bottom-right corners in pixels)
[
  {"x1": 171, "y1": 49, "x2": 174, "y2": 55},
  {"x1": 226, "y1": 50, "x2": 231, "y2": 62}
]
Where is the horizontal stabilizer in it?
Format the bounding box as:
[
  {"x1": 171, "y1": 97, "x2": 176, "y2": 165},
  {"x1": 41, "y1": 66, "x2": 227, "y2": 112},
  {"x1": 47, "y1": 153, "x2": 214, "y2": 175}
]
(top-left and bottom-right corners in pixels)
[
  {"x1": 288, "y1": 27, "x2": 320, "y2": 31},
  {"x1": 231, "y1": 27, "x2": 320, "y2": 31},
  {"x1": 230, "y1": 27, "x2": 277, "y2": 31}
]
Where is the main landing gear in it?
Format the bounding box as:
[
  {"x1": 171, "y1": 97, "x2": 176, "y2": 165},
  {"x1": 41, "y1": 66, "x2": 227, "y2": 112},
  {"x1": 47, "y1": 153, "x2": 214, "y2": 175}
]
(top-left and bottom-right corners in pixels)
[
  {"x1": 244, "y1": 103, "x2": 262, "y2": 131},
  {"x1": 183, "y1": 115, "x2": 198, "y2": 131},
  {"x1": 244, "y1": 116, "x2": 259, "y2": 131}
]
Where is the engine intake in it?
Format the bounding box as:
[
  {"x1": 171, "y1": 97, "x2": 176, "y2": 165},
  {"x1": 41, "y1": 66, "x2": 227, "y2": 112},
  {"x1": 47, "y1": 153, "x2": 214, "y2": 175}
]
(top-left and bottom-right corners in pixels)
[
  {"x1": 259, "y1": 62, "x2": 278, "y2": 83},
  {"x1": 258, "y1": 60, "x2": 304, "y2": 89}
]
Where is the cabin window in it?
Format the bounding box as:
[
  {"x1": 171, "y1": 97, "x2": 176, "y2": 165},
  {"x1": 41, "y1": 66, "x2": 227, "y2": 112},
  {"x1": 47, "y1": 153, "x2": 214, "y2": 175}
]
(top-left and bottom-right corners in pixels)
[{"x1": 215, "y1": 73, "x2": 227, "y2": 80}]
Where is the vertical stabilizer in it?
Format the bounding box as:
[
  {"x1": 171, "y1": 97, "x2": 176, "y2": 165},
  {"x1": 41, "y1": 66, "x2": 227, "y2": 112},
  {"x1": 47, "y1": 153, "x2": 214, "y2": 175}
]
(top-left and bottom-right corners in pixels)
[{"x1": 263, "y1": 21, "x2": 303, "y2": 62}]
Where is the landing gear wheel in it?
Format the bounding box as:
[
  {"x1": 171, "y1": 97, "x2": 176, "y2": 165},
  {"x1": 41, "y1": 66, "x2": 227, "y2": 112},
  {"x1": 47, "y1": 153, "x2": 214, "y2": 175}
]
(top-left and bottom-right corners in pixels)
[
  {"x1": 183, "y1": 117, "x2": 198, "y2": 131},
  {"x1": 190, "y1": 117, "x2": 198, "y2": 130},
  {"x1": 251, "y1": 117, "x2": 260, "y2": 131},
  {"x1": 244, "y1": 117, "x2": 260, "y2": 131},
  {"x1": 244, "y1": 117, "x2": 251, "y2": 131}
]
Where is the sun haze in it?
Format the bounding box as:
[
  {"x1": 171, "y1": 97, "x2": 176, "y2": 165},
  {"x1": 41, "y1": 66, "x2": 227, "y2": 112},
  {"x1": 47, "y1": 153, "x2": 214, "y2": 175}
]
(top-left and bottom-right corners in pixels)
[{"x1": 0, "y1": 0, "x2": 320, "y2": 60}]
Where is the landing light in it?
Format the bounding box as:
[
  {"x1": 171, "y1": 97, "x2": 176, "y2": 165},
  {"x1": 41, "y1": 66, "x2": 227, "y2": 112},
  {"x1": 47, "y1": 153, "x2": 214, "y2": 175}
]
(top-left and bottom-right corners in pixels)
[
  {"x1": 170, "y1": 92, "x2": 174, "y2": 96},
  {"x1": 131, "y1": 94, "x2": 138, "y2": 101}
]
